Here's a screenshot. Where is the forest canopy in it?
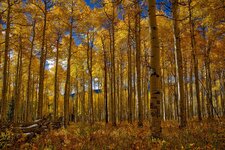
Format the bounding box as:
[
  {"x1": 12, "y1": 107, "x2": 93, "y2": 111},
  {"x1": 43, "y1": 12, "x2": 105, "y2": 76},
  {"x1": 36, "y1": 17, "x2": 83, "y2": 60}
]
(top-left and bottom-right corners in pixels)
[{"x1": 0, "y1": 0, "x2": 225, "y2": 149}]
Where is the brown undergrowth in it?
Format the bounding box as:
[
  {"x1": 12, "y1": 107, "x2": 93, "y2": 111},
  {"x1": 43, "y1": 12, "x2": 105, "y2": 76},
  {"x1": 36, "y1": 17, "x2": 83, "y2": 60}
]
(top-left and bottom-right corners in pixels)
[{"x1": 5, "y1": 119, "x2": 225, "y2": 150}]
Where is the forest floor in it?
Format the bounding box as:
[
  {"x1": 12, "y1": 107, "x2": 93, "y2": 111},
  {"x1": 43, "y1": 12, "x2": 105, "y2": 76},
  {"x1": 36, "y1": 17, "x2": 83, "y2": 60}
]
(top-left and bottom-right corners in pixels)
[{"x1": 6, "y1": 119, "x2": 225, "y2": 149}]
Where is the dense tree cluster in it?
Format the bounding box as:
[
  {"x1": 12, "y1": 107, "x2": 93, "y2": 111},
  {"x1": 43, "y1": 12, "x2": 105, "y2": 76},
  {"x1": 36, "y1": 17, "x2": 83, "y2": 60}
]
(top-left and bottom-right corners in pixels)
[{"x1": 0, "y1": 0, "x2": 224, "y2": 138}]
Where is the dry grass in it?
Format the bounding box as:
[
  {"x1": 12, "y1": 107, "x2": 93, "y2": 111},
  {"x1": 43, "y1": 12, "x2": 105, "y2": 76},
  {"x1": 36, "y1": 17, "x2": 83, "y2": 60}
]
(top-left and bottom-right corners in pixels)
[{"x1": 6, "y1": 119, "x2": 225, "y2": 150}]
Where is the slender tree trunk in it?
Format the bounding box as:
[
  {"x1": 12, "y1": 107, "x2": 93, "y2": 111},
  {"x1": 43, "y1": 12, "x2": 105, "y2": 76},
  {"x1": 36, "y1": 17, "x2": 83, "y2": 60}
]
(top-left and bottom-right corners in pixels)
[
  {"x1": 101, "y1": 36, "x2": 108, "y2": 123},
  {"x1": 127, "y1": 13, "x2": 133, "y2": 123},
  {"x1": 7, "y1": 53, "x2": 11, "y2": 121},
  {"x1": 116, "y1": 62, "x2": 120, "y2": 122},
  {"x1": 26, "y1": 20, "x2": 36, "y2": 122},
  {"x1": 148, "y1": 0, "x2": 162, "y2": 138},
  {"x1": 111, "y1": 3, "x2": 116, "y2": 126},
  {"x1": 82, "y1": 69, "x2": 86, "y2": 122},
  {"x1": 54, "y1": 33, "x2": 60, "y2": 120},
  {"x1": 184, "y1": 60, "x2": 189, "y2": 118},
  {"x1": 173, "y1": 54, "x2": 179, "y2": 121},
  {"x1": 172, "y1": 0, "x2": 187, "y2": 128},
  {"x1": 43, "y1": 42, "x2": 48, "y2": 116},
  {"x1": 220, "y1": 71, "x2": 225, "y2": 117},
  {"x1": 168, "y1": 75, "x2": 173, "y2": 120},
  {"x1": 205, "y1": 39, "x2": 214, "y2": 119},
  {"x1": 75, "y1": 81, "x2": 78, "y2": 122},
  {"x1": 38, "y1": 3, "x2": 47, "y2": 119},
  {"x1": 13, "y1": 39, "x2": 22, "y2": 123},
  {"x1": 120, "y1": 58, "x2": 123, "y2": 122},
  {"x1": 108, "y1": 28, "x2": 113, "y2": 123},
  {"x1": 87, "y1": 32, "x2": 94, "y2": 125},
  {"x1": 189, "y1": 62, "x2": 194, "y2": 118},
  {"x1": 1, "y1": 0, "x2": 11, "y2": 122},
  {"x1": 90, "y1": 34, "x2": 94, "y2": 124},
  {"x1": 16, "y1": 35, "x2": 23, "y2": 122},
  {"x1": 135, "y1": 1, "x2": 143, "y2": 127},
  {"x1": 201, "y1": 78, "x2": 205, "y2": 117},
  {"x1": 31, "y1": 74, "x2": 35, "y2": 120},
  {"x1": 133, "y1": 49, "x2": 136, "y2": 121},
  {"x1": 174, "y1": 76, "x2": 179, "y2": 121},
  {"x1": 64, "y1": 14, "x2": 73, "y2": 128},
  {"x1": 188, "y1": 0, "x2": 202, "y2": 121},
  {"x1": 161, "y1": 45, "x2": 166, "y2": 121},
  {"x1": 142, "y1": 65, "x2": 146, "y2": 120}
]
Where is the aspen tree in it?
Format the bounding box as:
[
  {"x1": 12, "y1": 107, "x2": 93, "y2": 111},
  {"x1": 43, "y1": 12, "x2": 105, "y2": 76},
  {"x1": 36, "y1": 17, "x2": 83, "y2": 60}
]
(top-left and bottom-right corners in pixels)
[
  {"x1": 64, "y1": 1, "x2": 74, "y2": 128},
  {"x1": 1, "y1": 0, "x2": 11, "y2": 122},
  {"x1": 172, "y1": 0, "x2": 187, "y2": 128},
  {"x1": 26, "y1": 20, "x2": 36, "y2": 122},
  {"x1": 148, "y1": 0, "x2": 162, "y2": 138},
  {"x1": 135, "y1": 0, "x2": 143, "y2": 127},
  {"x1": 188, "y1": 0, "x2": 202, "y2": 121}
]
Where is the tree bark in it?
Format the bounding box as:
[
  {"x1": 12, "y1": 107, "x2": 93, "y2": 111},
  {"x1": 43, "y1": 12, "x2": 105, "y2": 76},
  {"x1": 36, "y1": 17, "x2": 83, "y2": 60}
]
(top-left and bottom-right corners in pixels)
[
  {"x1": 127, "y1": 13, "x2": 133, "y2": 123},
  {"x1": 161, "y1": 44, "x2": 166, "y2": 121},
  {"x1": 64, "y1": 9, "x2": 73, "y2": 128},
  {"x1": 54, "y1": 33, "x2": 60, "y2": 120},
  {"x1": 189, "y1": 61, "x2": 194, "y2": 118},
  {"x1": 135, "y1": 1, "x2": 143, "y2": 127},
  {"x1": 13, "y1": 35, "x2": 23, "y2": 123},
  {"x1": 87, "y1": 32, "x2": 94, "y2": 125},
  {"x1": 26, "y1": 20, "x2": 36, "y2": 122},
  {"x1": 82, "y1": 68, "x2": 86, "y2": 122},
  {"x1": 188, "y1": 0, "x2": 202, "y2": 121},
  {"x1": 1, "y1": 0, "x2": 11, "y2": 122},
  {"x1": 148, "y1": 0, "x2": 162, "y2": 138},
  {"x1": 111, "y1": 2, "x2": 116, "y2": 126},
  {"x1": 119, "y1": 57, "x2": 123, "y2": 122},
  {"x1": 172, "y1": 0, "x2": 187, "y2": 128},
  {"x1": 101, "y1": 36, "x2": 108, "y2": 123},
  {"x1": 38, "y1": 1, "x2": 47, "y2": 119},
  {"x1": 184, "y1": 60, "x2": 189, "y2": 118},
  {"x1": 220, "y1": 71, "x2": 225, "y2": 117},
  {"x1": 205, "y1": 43, "x2": 214, "y2": 118}
]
